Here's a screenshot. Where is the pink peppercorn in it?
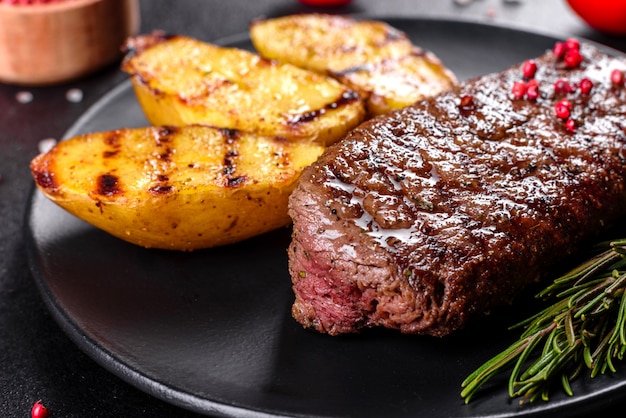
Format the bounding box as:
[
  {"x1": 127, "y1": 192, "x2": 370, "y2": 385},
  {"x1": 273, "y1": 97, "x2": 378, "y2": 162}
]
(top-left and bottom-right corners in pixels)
[
  {"x1": 579, "y1": 78, "x2": 593, "y2": 95},
  {"x1": 512, "y1": 81, "x2": 527, "y2": 99},
  {"x1": 526, "y1": 79, "x2": 540, "y2": 100},
  {"x1": 554, "y1": 79, "x2": 573, "y2": 95},
  {"x1": 565, "y1": 38, "x2": 580, "y2": 51},
  {"x1": 611, "y1": 69, "x2": 624, "y2": 86},
  {"x1": 553, "y1": 42, "x2": 566, "y2": 59},
  {"x1": 564, "y1": 49, "x2": 583, "y2": 68},
  {"x1": 522, "y1": 60, "x2": 537, "y2": 79},
  {"x1": 555, "y1": 99, "x2": 572, "y2": 119}
]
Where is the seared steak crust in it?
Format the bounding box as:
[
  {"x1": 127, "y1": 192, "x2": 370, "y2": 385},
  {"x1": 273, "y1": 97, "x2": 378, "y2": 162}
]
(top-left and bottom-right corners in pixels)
[{"x1": 288, "y1": 42, "x2": 626, "y2": 337}]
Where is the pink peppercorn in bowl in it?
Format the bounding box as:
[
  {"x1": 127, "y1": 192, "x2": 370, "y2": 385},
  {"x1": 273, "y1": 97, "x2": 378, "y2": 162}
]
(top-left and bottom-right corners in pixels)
[{"x1": 0, "y1": 0, "x2": 140, "y2": 86}]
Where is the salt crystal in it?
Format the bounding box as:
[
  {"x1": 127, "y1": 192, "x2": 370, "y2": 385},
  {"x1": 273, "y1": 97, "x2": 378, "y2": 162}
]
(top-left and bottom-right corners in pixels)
[
  {"x1": 65, "y1": 88, "x2": 83, "y2": 103},
  {"x1": 16, "y1": 91, "x2": 33, "y2": 104},
  {"x1": 38, "y1": 138, "x2": 57, "y2": 154}
]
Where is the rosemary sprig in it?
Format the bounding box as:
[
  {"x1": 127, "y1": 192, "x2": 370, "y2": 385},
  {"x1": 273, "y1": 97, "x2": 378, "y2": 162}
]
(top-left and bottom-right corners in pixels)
[{"x1": 461, "y1": 238, "x2": 626, "y2": 404}]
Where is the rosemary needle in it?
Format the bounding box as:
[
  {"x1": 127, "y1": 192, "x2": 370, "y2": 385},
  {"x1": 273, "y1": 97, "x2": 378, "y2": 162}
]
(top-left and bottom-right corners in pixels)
[{"x1": 461, "y1": 238, "x2": 626, "y2": 404}]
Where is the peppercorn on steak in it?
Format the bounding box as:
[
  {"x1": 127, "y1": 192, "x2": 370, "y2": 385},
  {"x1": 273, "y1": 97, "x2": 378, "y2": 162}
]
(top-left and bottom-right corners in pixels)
[
  {"x1": 288, "y1": 40, "x2": 626, "y2": 337},
  {"x1": 121, "y1": 31, "x2": 366, "y2": 146},
  {"x1": 30, "y1": 125, "x2": 325, "y2": 251},
  {"x1": 250, "y1": 14, "x2": 457, "y2": 117}
]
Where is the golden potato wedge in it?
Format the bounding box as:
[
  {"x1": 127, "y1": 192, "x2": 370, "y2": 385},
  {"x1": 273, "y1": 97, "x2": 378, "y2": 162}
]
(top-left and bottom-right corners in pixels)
[
  {"x1": 121, "y1": 31, "x2": 366, "y2": 146},
  {"x1": 250, "y1": 14, "x2": 457, "y2": 116},
  {"x1": 30, "y1": 125, "x2": 325, "y2": 251}
]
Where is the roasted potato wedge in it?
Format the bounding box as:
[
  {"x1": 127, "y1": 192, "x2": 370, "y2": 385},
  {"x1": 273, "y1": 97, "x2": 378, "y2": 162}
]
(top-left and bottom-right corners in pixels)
[
  {"x1": 121, "y1": 32, "x2": 366, "y2": 146},
  {"x1": 30, "y1": 125, "x2": 325, "y2": 251},
  {"x1": 250, "y1": 14, "x2": 457, "y2": 116}
]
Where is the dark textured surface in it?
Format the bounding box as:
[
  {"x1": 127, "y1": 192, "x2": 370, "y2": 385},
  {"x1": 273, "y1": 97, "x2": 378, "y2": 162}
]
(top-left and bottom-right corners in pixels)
[{"x1": 2, "y1": 1, "x2": 626, "y2": 417}]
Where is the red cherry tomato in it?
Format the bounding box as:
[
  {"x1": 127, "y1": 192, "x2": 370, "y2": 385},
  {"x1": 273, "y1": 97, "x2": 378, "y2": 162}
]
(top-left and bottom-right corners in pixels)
[
  {"x1": 566, "y1": 0, "x2": 626, "y2": 36},
  {"x1": 297, "y1": 0, "x2": 352, "y2": 6}
]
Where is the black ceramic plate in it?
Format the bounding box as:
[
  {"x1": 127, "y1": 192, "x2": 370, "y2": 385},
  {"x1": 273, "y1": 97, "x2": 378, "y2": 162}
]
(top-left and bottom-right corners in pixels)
[{"x1": 25, "y1": 18, "x2": 626, "y2": 418}]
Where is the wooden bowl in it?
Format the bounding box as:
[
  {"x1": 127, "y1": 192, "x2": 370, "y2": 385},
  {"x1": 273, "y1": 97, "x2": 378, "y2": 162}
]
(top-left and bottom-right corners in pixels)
[{"x1": 0, "y1": 0, "x2": 140, "y2": 86}]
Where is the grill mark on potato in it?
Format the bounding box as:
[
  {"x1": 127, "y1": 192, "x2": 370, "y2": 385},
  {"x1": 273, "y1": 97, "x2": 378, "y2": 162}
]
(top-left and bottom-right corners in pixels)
[
  {"x1": 287, "y1": 90, "x2": 361, "y2": 125},
  {"x1": 226, "y1": 176, "x2": 247, "y2": 187},
  {"x1": 96, "y1": 173, "x2": 122, "y2": 196},
  {"x1": 103, "y1": 150, "x2": 119, "y2": 158},
  {"x1": 156, "y1": 126, "x2": 178, "y2": 139},
  {"x1": 223, "y1": 150, "x2": 238, "y2": 176},
  {"x1": 146, "y1": 127, "x2": 177, "y2": 195},
  {"x1": 149, "y1": 184, "x2": 174, "y2": 195},
  {"x1": 103, "y1": 130, "x2": 122, "y2": 146},
  {"x1": 150, "y1": 173, "x2": 172, "y2": 191},
  {"x1": 221, "y1": 128, "x2": 241, "y2": 143},
  {"x1": 102, "y1": 130, "x2": 122, "y2": 158},
  {"x1": 217, "y1": 128, "x2": 248, "y2": 188},
  {"x1": 157, "y1": 148, "x2": 173, "y2": 162},
  {"x1": 155, "y1": 126, "x2": 176, "y2": 161}
]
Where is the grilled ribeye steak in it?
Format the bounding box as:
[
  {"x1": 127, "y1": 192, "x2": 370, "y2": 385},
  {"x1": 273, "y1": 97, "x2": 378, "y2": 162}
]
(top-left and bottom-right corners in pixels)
[{"x1": 287, "y1": 41, "x2": 626, "y2": 337}]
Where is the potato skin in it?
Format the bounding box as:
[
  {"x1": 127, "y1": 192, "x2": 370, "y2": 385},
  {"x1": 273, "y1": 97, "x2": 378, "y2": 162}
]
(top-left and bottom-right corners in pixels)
[
  {"x1": 121, "y1": 31, "x2": 366, "y2": 146},
  {"x1": 30, "y1": 125, "x2": 325, "y2": 250},
  {"x1": 250, "y1": 14, "x2": 457, "y2": 116}
]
